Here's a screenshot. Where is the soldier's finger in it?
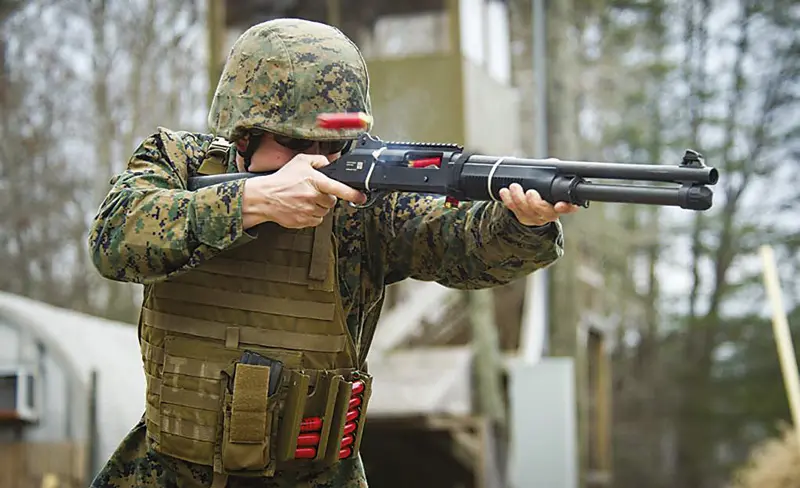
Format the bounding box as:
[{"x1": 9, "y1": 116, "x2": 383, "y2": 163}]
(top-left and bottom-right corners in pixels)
[
  {"x1": 313, "y1": 176, "x2": 367, "y2": 204},
  {"x1": 499, "y1": 188, "x2": 516, "y2": 210},
  {"x1": 525, "y1": 190, "x2": 558, "y2": 221},
  {"x1": 554, "y1": 202, "x2": 580, "y2": 214},
  {"x1": 509, "y1": 184, "x2": 528, "y2": 210},
  {"x1": 302, "y1": 201, "x2": 329, "y2": 218},
  {"x1": 315, "y1": 192, "x2": 338, "y2": 209},
  {"x1": 297, "y1": 215, "x2": 325, "y2": 228},
  {"x1": 306, "y1": 155, "x2": 333, "y2": 169},
  {"x1": 312, "y1": 207, "x2": 330, "y2": 219}
]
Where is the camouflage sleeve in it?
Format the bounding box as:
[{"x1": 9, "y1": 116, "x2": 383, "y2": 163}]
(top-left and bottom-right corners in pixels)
[
  {"x1": 379, "y1": 193, "x2": 564, "y2": 289},
  {"x1": 87, "y1": 130, "x2": 253, "y2": 284}
]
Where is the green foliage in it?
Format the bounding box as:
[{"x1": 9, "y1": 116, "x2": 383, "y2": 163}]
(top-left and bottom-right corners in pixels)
[{"x1": 713, "y1": 307, "x2": 800, "y2": 434}]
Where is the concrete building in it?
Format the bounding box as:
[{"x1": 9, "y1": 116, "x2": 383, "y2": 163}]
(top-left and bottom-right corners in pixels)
[{"x1": 0, "y1": 291, "x2": 145, "y2": 488}]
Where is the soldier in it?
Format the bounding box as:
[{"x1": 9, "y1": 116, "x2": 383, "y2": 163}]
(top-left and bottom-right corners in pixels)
[{"x1": 87, "y1": 18, "x2": 579, "y2": 488}]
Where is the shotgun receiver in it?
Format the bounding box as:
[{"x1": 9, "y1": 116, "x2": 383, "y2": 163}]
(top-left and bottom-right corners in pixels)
[{"x1": 187, "y1": 133, "x2": 718, "y2": 211}]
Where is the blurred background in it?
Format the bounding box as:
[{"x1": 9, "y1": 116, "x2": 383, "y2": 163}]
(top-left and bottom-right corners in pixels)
[{"x1": 0, "y1": 0, "x2": 798, "y2": 487}]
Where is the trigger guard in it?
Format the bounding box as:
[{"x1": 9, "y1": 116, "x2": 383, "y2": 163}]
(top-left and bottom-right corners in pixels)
[{"x1": 348, "y1": 191, "x2": 384, "y2": 209}]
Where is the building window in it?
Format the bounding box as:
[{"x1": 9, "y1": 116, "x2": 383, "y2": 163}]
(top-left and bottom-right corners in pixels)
[{"x1": 0, "y1": 374, "x2": 16, "y2": 412}]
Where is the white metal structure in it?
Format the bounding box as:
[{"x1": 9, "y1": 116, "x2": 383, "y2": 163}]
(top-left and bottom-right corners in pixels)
[{"x1": 0, "y1": 291, "x2": 145, "y2": 477}]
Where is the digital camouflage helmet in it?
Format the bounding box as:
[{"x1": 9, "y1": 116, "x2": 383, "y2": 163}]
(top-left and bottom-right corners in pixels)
[{"x1": 208, "y1": 18, "x2": 372, "y2": 142}]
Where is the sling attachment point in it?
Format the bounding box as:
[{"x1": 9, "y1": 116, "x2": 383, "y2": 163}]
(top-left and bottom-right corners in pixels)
[{"x1": 197, "y1": 137, "x2": 231, "y2": 176}]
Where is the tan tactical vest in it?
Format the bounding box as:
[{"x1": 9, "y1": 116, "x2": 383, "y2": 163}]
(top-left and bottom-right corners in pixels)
[{"x1": 137, "y1": 138, "x2": 372, "y2": 484}]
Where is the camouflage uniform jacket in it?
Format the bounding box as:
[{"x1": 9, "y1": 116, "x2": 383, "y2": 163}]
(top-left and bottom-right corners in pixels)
[{"x1": 87, "y1": 127, "x2": 565, "y2": 487}]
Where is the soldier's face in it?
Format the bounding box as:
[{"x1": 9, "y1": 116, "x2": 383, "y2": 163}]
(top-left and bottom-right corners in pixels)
[{"x1": 237, "y1": 135, "x2": 343, "y2": 172}]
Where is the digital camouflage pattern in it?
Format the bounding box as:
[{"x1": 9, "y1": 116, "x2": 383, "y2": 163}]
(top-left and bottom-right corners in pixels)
[
  {"x1": 91, "y1": 418, "x2": 367, "y2": 488},
  {"x1": 208, "y1": 19, "x2": 372, "y2": 142},
  {"x1": 87, "y1": 127, "x2": 564, "y2": 487}
]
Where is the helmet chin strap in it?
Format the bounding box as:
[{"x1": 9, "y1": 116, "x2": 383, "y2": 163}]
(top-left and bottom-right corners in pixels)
[{"x1": 237, "y1": 132, "x2": 264, "y2": 171}]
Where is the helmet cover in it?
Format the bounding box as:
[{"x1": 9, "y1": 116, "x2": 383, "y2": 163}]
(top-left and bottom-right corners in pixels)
[{"x1": 208, "y1": 18, "x2": 372, "y2": 141}]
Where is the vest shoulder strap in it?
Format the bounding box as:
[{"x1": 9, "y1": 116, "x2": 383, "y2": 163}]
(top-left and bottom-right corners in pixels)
[{"x1": 197, "y1": 137, "x2": 232, "y2": 176}]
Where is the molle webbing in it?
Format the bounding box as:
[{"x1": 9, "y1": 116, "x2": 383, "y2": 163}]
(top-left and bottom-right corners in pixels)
[
  {"x1": 151, "y1": 284, "x2": 336, "y2": 321},
  {"x1": 197, "y1": 257, "x2": 313, "y2": 286},
  {"x1": 141, "y1": 308, "x2": 348, "y2": 353},
  {"x1": 140, "y1": 211, "x2": 362, "y2": 473}
]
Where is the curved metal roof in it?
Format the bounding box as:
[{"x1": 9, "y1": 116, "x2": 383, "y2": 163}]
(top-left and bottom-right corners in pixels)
[{"x1": 0, "y1": 291, "x2": 145, "y2": 468}]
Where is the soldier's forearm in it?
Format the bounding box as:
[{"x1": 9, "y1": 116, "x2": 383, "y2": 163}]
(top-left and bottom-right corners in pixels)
[
  {"x1": 383, "y1": 196, "x2": 564, "y2": 288},
  {"x1": 431, "y1": 203, "x2": 563, "y2": 289}
]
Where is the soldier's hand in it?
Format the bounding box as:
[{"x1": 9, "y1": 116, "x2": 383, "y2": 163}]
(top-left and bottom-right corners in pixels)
[
  {"x1": 498, "y1": 183, "x2": 581, "y2": 227},
  {"x1": 242, "y1": 154, "x2": 366, "y2": 229}
]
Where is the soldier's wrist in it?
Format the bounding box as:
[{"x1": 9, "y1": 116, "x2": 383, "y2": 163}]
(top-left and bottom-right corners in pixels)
[{"x1": 242, "y1": 177, "x2": 274, "y2": 229}]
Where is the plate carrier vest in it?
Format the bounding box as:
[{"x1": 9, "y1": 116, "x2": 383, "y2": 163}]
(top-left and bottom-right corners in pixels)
[{"x1": 138, "y1": 137, "x2": 372, "y2": 485}]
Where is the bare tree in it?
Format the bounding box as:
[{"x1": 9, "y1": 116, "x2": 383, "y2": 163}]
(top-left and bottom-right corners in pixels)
[
  {"x1": 588, "y1": 0, "x2": 800, "y2": 486},
  {"x1": 671, "y1": 0, "x2": 800, "y2": 485},
  {"x1": 0, "y1": 0, "x2": 206, "y2": 321},
  {"x1": 505, "y1": 0, "x2": 800, "y2": 487}
]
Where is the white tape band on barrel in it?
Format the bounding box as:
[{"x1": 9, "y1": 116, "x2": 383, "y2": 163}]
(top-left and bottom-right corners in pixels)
[{"x1": 487, "y1": 158, "x2": 506, "y2": 201}]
